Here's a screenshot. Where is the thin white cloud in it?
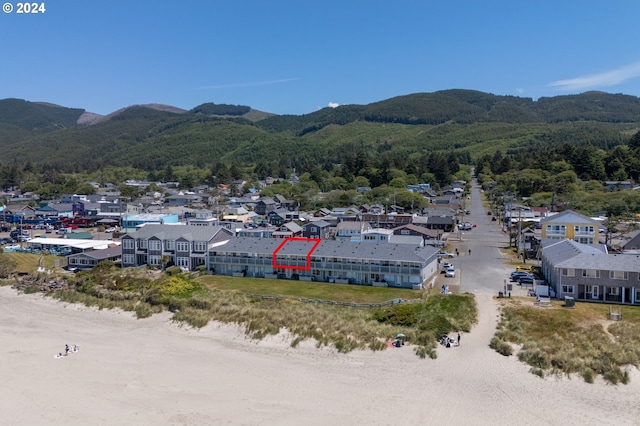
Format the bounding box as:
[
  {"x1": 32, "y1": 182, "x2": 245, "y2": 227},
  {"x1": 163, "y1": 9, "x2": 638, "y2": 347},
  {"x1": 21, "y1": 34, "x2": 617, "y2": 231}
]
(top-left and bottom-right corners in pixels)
[
  {"x1": 548, "y1": 62, "x2": 640, "y2": 91},
  {"x1": 198, "y1": 78, "x2": 300, "y2": 90},
  {"x1": 328, "y1": 102, "x2": 339, "y2": 108}
]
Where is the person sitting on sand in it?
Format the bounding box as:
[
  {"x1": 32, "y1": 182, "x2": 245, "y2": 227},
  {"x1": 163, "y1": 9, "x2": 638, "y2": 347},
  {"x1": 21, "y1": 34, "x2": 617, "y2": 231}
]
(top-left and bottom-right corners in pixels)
[{"x1": 65, "y1": 344, "x2": 69, "y2": 355}]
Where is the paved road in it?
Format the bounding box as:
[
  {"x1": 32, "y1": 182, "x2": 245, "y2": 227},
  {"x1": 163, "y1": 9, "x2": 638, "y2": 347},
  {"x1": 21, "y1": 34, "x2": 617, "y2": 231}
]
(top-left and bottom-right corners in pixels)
[{"x1": 448, "y1": 178, "x2": 519, "y2": 296}]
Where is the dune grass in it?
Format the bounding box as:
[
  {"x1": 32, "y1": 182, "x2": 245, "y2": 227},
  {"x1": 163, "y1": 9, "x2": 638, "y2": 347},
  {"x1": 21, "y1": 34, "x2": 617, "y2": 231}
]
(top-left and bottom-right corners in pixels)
[
  {"x1": 492, "y1": 298, "x2": 640, "y2": 384},
  {"x1": 41, "y1": 265, "x2": 477, "y2": 358}
]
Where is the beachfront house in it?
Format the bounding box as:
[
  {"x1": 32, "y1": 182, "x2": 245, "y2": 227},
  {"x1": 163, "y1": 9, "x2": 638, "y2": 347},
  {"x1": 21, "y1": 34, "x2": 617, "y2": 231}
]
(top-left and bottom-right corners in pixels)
[
  {"x1": 121, "y1": 224, "x2": 234, "y2": 271},
  {"x1": 67, "y1": 246, "x2": 122, "y2": 271},
  {"x1": 541, "y1": 239, "x2": 640, "y2": 304}
]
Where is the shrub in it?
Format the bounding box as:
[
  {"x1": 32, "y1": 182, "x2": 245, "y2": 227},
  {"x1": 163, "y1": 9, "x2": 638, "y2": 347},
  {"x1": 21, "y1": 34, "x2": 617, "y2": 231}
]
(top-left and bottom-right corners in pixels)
[
  {"x1": 372, "y1": 303, "x2": 420, "y2": 326},
  {"x1": 135, "y1": 302, "x2": 153, "y2": 319},
  {"x1": 490, "y1": 337, "x2": 513, "y2": 356},
  {"x1": 582, "y1": 368, "x2": 595, "y2": 384}
]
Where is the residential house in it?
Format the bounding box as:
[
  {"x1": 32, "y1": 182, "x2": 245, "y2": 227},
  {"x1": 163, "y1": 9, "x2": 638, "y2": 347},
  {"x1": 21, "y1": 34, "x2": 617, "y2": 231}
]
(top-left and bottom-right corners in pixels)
[
  {"x1": 336, "y1": 221, "x2": 371, "y2": 240},
  {"x1": 272, "y1": 222, "x2": 303, "y2": 239},
  {"x1": 392, "y1": 223, "x2": 442, "y2": 246},
  {"x1": 360, "y1": 228, "x2": 393, "y2": 243},
  {"x1": 274, "y1": 194, "x2": 296, "y2": 211},
  {"x1": 165, "y1": 193, "x2": 203, "y2": 207},
  {"x1": 267, "y1": 210, "x2": 286, "y2": 226},
  {"x1": 222, "y1": 206, "x2": 250, "y2": 223},
  {"x1": 425, "y1": 215, "x2": 456, "y2": 232},
  {"x1": 313, "y1": 208, "x2": 332, "y2": 218},
  {"x1": 67, "y1": 246, "x2": 122, "y2": 271},
  {"x1": 619, "y1": 230, "x2": 640, "y2": 254},
  {"x1": 121, "y1": 224, "x2": 234, "y2": 271},
  {"x1": 255, "y1": 198, "x2": 277, "y2": 216},
  {"x1": 361, "y1": 213, "x2": 412, "y2": 229},
  {"x1": 605, "y1": 181, "x2": 632, "y2": 191},
  {"x1": 186, "y1": 209, "x2": 218, "y2": 226},
  {"x1": 541, "y1": 239, "x2": 640, "y2": 304},
  {"x1": 302, "y1": 220, "x2": 331, "y2": 239},
  {"x1": 517, "y1": 227, "x2": 540, "y2": 260},
  {"x1": 208, "y1": 237, "x2": 440, "y2": 288},
  {"x1": 540, "y1": 209, "x2": 600, "y2": 244},
  {"x1": 237, "y1": 227, "x2": 275, "y2": 238}
]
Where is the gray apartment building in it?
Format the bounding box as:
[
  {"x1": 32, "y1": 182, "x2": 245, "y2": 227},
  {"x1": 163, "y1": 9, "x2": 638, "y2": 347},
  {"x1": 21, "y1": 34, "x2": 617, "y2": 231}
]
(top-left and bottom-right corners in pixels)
[
  {"x1": 121, "y1": 224, "x2": 234, "y2": 271},
  {"x1": 208, "y1": 237, "x2": 439, "y2": 288}
]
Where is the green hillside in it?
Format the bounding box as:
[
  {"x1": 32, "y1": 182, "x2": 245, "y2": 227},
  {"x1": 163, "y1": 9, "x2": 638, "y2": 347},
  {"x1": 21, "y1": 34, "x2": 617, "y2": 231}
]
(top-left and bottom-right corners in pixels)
[
  {"x1": 0, "y1": 98, "x2": 85, "y2": 134},
  {"x1": 1, "y1": 90, "x2": 639, "y2": 176}
]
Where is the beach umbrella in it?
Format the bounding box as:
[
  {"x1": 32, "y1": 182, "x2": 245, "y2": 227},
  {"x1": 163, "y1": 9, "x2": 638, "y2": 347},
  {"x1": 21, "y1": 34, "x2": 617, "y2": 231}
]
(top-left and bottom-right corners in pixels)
[{"x1": 395, "y1": 333, "x2": 406, "y2": 338}]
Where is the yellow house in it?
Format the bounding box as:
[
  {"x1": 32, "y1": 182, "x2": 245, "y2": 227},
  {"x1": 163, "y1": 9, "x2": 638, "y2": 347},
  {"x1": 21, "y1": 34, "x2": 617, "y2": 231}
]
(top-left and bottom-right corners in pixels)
[{"x1": 540, "y1": 210, "x2": 600, "y2": 244}]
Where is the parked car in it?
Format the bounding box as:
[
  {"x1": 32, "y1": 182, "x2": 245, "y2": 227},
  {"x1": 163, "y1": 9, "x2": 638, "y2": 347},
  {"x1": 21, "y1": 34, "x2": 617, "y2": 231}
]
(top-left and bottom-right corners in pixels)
[
  {"x1": 0, "y1": 237, "x2": 15, "y2": 244},
  {"x1": 439, "y1": 251, "x2": 455, "y2": 258},
  {"x1": 104, "y1": 227, "x2": 116, "y2": 233},
  {"x1": 442, "y1": 261, "x2": 454, "y2": 270},
  {"x1": 518, "y1": 275, "x2": 535, "y2": 285},
  {"x1": 16, "y1": 235, "x2": 30, "y2": 242},
  {"x1": 445, "y1": 268, "x2": 456, "y2": 278},
  {"x1": 510, "y1": 271, "x2": 532, "y2": 282}
]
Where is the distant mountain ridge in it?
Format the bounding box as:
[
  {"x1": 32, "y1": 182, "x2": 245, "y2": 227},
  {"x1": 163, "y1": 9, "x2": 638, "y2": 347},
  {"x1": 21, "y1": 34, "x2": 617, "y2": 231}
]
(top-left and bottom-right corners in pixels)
[
  {"x1": 1, "y1": 90, "x2": 639, "y2": 173},
  {"x1": 257, "y1": 90, "x2": 640, "y2": 135}
]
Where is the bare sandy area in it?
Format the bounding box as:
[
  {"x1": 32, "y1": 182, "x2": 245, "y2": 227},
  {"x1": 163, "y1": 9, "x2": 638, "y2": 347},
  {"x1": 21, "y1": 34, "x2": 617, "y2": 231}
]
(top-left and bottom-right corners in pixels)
[{"x1": 1, "y1": 285, "x2": 640, "y2": 426}]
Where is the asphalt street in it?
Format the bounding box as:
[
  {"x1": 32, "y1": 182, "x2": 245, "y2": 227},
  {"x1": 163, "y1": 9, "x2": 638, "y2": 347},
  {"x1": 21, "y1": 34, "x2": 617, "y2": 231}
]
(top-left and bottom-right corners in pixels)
[{"x1": 448, "y1": 179, "x2": 523, "y2": 296}]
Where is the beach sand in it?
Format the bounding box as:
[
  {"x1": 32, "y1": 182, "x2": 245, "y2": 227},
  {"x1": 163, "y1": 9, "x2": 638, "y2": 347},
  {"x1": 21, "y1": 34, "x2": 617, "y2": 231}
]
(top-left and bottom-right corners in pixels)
[{"x1": 1, "y1": 285, "x2": 639, "y2": 426}]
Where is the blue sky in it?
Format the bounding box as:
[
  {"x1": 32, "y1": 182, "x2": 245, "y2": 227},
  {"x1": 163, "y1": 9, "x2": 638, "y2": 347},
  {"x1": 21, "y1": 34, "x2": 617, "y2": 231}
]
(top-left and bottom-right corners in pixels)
[{"x1": 2, "y1": 1, "x2": 640, "y2": 116}]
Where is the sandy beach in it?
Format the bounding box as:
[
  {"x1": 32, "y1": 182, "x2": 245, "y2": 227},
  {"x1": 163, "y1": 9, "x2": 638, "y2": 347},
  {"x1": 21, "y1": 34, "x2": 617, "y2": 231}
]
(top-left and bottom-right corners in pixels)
[{"x1": 1, "y1": 285, "x2": 639, "y2": 426}]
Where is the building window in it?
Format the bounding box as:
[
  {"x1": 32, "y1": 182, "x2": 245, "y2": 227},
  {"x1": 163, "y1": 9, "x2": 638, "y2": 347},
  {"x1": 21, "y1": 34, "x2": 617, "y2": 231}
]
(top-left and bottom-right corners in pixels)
[
  {"x1": 176, "y1": 241, "x2": 189, "y2": 252},
  {"x1": 137, "y1": 239, "x2": 147, "y2": 249},
  {"x1": 574, "y1": 225, "x2": 594, "y2": 234},
  {"x1": 561, "y1": 285, "x2": 575, "y2": 294},
  {"x1": 547, "y1": 224, "x2": 566, "y2": 235},
  {"x1": 193, "y1": 241, "x2": 207, "y2": 252},
  {"x1": 575, "y1": 237, "x2": 594, "y2": 244},
  {"x1": 165, "y1": 240, "x2": 175, "y2": 250},
  {"x1": 149, "y1": 255, "x2": 160, "y2": 266},
  {"x1": 122, "y1": 239, "x2": 134, "y2": 249},
  {"x1": 123, "y1": 254, "x2": 135, "y2": 264},
  {"x1": 561, "y1": 268, "x2": 574, "y2": 277},
  {"x1": 609, "y1": 287, "x2": 620, "y2": 296},
  {"x1": 149, "y1": 240, "x2": 161, "y2": 251},
  {"x1": 176, "y1": 257, "x2": 189, "y2": 267},
  {"x1": 609, "y1": 270, "x2": 628, "y2": 280},
  {"x1": 582, "y1": 269, "x2": 600, "y2": 278}
]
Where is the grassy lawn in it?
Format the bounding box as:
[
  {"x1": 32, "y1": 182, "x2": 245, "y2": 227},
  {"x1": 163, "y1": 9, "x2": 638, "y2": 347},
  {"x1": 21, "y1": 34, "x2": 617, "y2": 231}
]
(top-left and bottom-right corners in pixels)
[
  {"x1": 196, "y1": 274, "x2": 420, "y2": 304},
  {"x1": 492, "y1": 297, "x2": 640, "y2": 384}
]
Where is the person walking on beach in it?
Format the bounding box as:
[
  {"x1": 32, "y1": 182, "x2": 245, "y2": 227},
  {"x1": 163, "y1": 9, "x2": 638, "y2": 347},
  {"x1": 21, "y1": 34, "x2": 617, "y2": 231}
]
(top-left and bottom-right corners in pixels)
[
  {"x1": 468, "y1": 249, "x2": 471, "y2": 256},
  {"x1": 457, "y1": 333, "x2": 461, "y2": 346},
  {"x1": 65, "y1": 344, "x2": 69, "y2": 355}
]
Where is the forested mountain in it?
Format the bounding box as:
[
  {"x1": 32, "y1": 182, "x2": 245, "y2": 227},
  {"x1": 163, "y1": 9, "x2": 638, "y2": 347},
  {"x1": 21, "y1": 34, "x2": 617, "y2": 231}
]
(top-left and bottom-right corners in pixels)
[{"x1": 0, "y1": 90, "x2": 639, "y2": 180}]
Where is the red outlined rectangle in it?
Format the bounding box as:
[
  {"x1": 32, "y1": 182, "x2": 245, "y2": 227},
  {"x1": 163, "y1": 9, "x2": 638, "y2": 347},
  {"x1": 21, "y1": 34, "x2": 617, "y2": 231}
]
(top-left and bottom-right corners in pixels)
[{"x1": 272, "y1": 237, "x2": 321, "y2": 270}]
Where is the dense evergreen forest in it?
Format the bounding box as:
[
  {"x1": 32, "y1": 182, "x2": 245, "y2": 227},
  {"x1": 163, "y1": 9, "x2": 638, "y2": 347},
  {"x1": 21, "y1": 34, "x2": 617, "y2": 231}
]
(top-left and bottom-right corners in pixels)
[{"x1": 1, "y1": 90, "x2": 639, "y2": 215}]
